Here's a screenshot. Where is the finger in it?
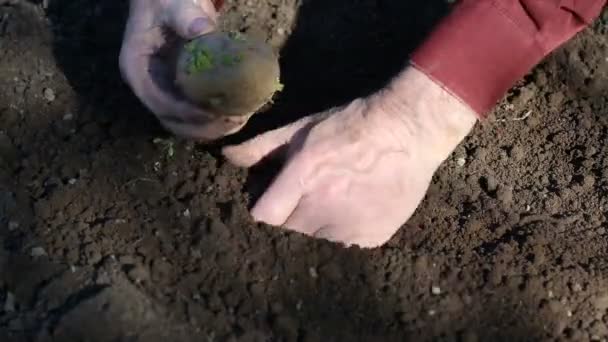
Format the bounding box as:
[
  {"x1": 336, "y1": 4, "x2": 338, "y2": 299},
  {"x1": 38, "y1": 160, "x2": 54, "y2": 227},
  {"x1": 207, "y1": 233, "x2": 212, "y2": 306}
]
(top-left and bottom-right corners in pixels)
[
  {"x1": 119, "y1": 47, "x2": 229, "y2": 138},
  {"x1": 161, "y1": 114, "x2": 251, "y2": 141},
  {"x1": 250, "y1": 158, "x2": 309, "y2": 226},
  {"x1": 119, "y1": 48, "x2": 200, "y2": 118},
  {"x1": 222, "y1": 112, "x2": 329, "y2": 167},
  {"x1": 282, "y1": 197, "x2": 328, "y2": 236},
  {"x1": 165, "y1": 0, "x2": 218, "y2": 40}
]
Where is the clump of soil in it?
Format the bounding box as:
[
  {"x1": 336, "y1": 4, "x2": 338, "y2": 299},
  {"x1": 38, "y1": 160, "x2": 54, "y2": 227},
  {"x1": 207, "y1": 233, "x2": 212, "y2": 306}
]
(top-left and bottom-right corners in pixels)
[{"x1": 0, "y1": 1, "x2": 607, "y2": 341}]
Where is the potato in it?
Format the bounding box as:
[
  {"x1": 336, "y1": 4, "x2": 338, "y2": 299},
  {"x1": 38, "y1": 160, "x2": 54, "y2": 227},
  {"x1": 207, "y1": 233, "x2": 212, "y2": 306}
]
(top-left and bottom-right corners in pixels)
[{"x1": 175, "y1": 31, "x2": 282, "y2": 117}]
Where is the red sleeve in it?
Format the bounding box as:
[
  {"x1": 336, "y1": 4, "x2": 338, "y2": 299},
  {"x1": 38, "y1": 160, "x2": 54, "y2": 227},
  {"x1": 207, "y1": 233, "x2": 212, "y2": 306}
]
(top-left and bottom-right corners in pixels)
[
  {"x1": 410, "y1": 0, "x2": 606, "y2": 118},
  {"x1": 212, "y1": 0, "x2": 224, "y2": 10}
]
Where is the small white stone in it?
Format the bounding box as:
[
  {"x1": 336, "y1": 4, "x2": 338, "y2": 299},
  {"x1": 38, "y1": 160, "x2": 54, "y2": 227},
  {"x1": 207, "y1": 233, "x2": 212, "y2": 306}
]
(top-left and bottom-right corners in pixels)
[
  {"x1": 456, "y1": 157, "x2": 466, "y2": 167},
  {"x1": 548, "y1": 290, "x2": 553, "y2": 298},
  {"x1": 70, "y1": 265, "x2": 77, "y2": 273},
  {"x1": 277, "y1": 27, "x2": 285, "y2": 35},
  {"x1": 4, "y1": 292, "x2": 16, "y2": 312},
  {"x1": 183, "y1": 209, "x2": 191, "y2": 218},
  {"x1": 30, "y1": 247, "x2": 47, "y2": 257},
  {"x1": 431, "y1": 286, "x2": 441, "y2": 295},
  {"x1": 428, "y1": 309, "x2": 436, "y2": 316},
  {"x1": 567, "y1": 310, "x2": 573, "y2": 317},
  {"x1": 8, "y1": 221, "x2": 19, "y2": 231},
  {"x1": 43, "y1": 88, "x2": 55, "y2": 102},
  {"x1": 63, "y1": 113, "x2": 73, "y2": 121},
  {"x1": 308, "y1": 267, "x2": 318, "y2": 278},
  {"x1": 68, "y1": 178, "x2": 77, "y2": 185}
]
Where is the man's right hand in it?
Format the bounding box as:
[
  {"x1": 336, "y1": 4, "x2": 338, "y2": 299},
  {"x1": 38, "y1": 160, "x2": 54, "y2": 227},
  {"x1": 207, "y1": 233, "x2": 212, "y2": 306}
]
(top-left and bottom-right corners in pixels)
[{"x1": 120, "y1": 0, "x2": 251, "y2": 141}]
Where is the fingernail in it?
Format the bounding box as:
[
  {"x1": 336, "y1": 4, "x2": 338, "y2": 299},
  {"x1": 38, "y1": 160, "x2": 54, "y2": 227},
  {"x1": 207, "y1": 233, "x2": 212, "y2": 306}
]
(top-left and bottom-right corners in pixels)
[{"x1": 188, "y1": 17, "x2": 210, "y2": 36}]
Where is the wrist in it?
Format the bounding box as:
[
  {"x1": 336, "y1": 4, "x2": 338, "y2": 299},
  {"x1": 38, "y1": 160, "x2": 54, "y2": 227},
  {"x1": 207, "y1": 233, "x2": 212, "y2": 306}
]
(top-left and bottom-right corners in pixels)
[{"x1": 368, "y1": 66, "x2": 477, "y2": 164}]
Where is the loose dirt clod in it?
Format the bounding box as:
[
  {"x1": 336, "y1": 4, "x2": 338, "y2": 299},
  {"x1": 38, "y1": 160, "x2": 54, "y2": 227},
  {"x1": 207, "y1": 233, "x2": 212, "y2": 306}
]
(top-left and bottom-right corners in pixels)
[
  {"x1": 7, "y1": 220, "x2": 19, "y2": 231},
  {"x1": 30, "y1": 247, "x2": 47, "y2": 257},
  {"x1": 3, "y1": 292, "x2": 16, "y2": 312}
]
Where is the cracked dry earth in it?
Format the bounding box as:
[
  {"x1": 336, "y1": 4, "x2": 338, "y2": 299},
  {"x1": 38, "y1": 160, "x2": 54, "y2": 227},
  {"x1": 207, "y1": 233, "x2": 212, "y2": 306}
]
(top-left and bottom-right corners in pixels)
[{"x1": 1, "y1": 1, "x2": 608, "y2": 341}]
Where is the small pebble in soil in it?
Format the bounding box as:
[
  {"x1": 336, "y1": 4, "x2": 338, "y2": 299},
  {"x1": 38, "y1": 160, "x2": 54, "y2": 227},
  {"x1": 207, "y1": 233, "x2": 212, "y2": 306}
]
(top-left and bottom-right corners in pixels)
[
  {"x1": 431, "y1": 286, "x2": 441, "y2": 295},
  {"x1": 308, "y1": 267, "x2": 318, "y2": 278},
  {"x1": 456, "y1": 157, "x2": 466, "y2": 167},
  {"x1": 190, "y1": 248, "x2": 202, "y2": 259},
  {"x1": 8, "y1": 220, "x2": 19, "y2": 231},
  {"x1": 30, "y1": 247, "x2": 47, "y2": 257},
  {"x1": 43, "y1": 88, "x2": 55, "y2": 102},
  {"x1": 183, "y1": 209, "x2": 191, "y2": 218},
  {"x1": 68, "y1": 178, "x2": 77, "y2": 185},
  {"x1": 428, "y1": 309, "x2": 436, "y2": 316},
  {"x1": 4, "y1": 292, "x2": 16, "y2": 312},
  {"x1": 63, "y1": 113, "x2": 73, "y2": 121},
  {"x1": 127, "y1": 265, "x2": 150, "y2": 283}
]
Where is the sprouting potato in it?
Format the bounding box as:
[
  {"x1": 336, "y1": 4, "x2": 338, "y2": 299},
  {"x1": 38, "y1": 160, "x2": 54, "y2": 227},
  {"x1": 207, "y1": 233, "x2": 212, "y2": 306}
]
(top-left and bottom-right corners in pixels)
[{"x1": 175, "y1": 31, "x2": 282, "y2": 117}]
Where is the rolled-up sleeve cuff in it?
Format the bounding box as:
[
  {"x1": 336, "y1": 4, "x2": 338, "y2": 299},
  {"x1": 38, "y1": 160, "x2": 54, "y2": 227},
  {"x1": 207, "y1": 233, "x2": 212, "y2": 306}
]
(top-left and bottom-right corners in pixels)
[{"x1": 409, "y1": 0, "x2": 602, "y2": 117}]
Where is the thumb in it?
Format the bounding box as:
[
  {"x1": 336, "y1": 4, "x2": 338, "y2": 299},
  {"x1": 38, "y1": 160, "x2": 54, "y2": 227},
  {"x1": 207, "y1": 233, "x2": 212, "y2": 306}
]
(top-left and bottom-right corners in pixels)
[
  {"x1": 222, "y1": 112, "x2": 329, "y2": 167},
  {"x1": 165, "y1": 0, "x2": 218, "y2": 39}
]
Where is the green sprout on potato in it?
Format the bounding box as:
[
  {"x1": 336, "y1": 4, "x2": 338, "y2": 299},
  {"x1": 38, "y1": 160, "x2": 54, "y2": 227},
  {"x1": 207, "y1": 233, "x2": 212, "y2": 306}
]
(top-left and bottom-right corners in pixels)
[
  {"x1": 185, "y1": 41, "x2": 215, "y2": 74},
  {"x1": 221, "y1": 53, "x2": 243, "y2": 67},
  {"x1": 152, "y1": 137, "x2": 175, "y2": 160},
  {"x1": 274, "y1": 78, "x2": 284, "y2": 92}
]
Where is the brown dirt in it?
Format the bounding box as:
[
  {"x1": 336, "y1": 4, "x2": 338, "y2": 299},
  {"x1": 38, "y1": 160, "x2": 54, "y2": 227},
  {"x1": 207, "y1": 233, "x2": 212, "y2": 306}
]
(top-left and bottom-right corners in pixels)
[{"x1": 1, "y1": 0, "x2": 607, "y2": 341}]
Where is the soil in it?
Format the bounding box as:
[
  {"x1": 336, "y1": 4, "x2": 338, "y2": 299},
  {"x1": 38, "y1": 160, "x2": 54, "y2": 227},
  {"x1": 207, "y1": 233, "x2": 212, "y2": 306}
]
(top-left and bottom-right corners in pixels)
[{"x1": 0, "y1": 0, "x2": 607, "y2": 341}]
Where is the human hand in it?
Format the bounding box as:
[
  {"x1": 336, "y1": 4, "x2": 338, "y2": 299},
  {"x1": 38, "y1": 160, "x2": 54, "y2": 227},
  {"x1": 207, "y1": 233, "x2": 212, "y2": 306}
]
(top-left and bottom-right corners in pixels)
[
  {"x1": 222, "y1": 67, "x2": 478, "y2": 248},
  {"x1": 119, "y1": 0, "x2": 249, "y2": 141}
]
